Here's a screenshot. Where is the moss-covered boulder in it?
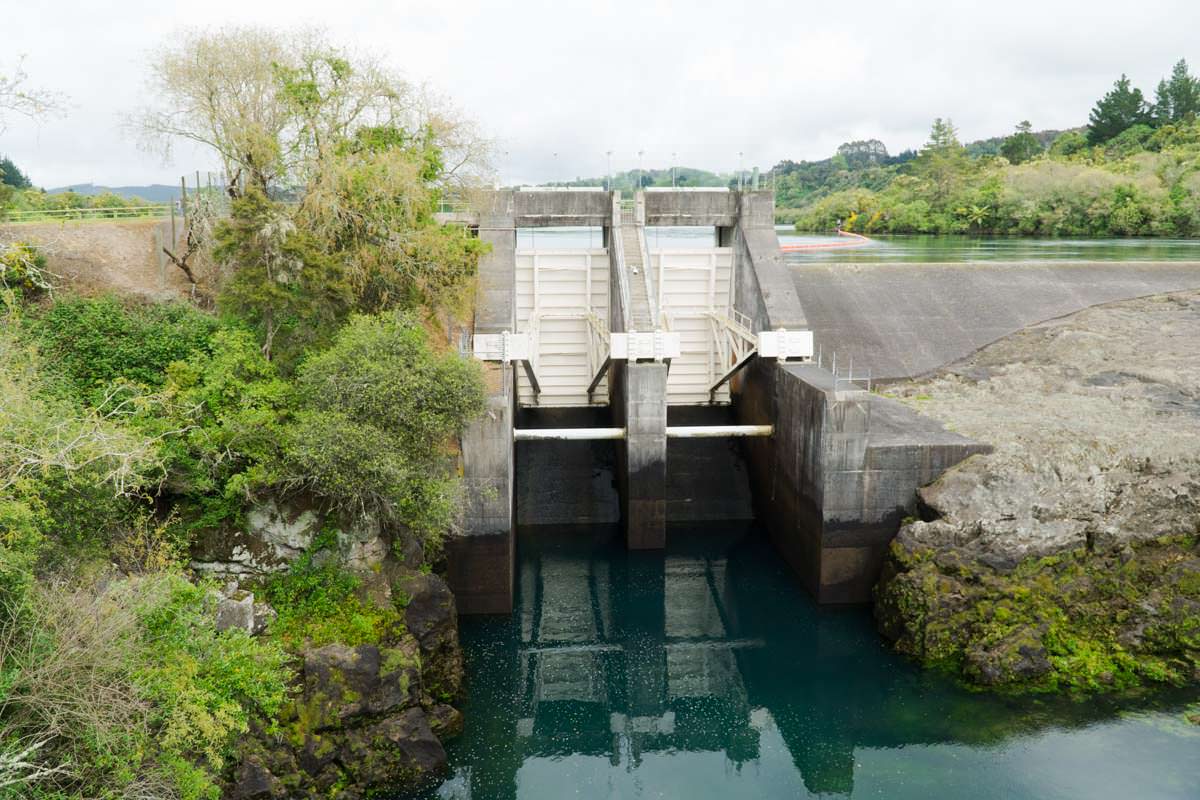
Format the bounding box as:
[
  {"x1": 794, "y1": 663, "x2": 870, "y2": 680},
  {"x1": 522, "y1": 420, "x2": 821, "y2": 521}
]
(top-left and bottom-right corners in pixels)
[
  {"x1": 231, "y1": 637, "x2": 454, "y2": 799},
  {"x1": 876, "y1": 530, "x2": 1200, "y2": 693}
]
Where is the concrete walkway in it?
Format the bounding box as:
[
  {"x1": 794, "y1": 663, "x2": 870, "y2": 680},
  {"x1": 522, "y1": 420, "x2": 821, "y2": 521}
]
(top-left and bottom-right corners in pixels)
[{"x1": 791, "y1": 260, "x2": 1200, "y2": 381}]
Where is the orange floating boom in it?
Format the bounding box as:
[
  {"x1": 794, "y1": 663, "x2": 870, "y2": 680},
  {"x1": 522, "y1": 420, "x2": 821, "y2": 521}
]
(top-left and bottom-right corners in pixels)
[{"x1": 779, "y1": 230, "x2": 872, "y2": 252}]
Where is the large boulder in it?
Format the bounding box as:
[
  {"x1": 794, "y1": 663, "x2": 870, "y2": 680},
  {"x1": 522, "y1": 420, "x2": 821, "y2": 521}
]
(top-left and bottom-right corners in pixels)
[
  {"x1": 230, "y1": 632, "x2": 459, "y2": 798},
  {"x1": 395, "y1": 571, "x2": 463, "y2": 700},
  {"x1": 191, "y1": 496, "x2": 401, "y2": 581}
]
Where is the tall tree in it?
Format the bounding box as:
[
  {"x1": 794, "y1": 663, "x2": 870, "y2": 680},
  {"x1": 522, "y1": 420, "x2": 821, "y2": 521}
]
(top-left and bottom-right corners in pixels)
[
  {"x1": 1153, "y1": 59, "x2": 1200, "y2": 124},
  {"x1": 136, "y1": 27, "x2": 492, "y2": 197},
  {"x1": 915, "y1": 118, "x2": 969, "y2": 202},
  {"x1": 1000, "y1": 120, "x2": 1043, "y2": 164},
  {"x1": 0, "y1": 156, "x2": 31, "y2": 189},
  {"x1": 1088, "y1": 74, "x2": 1150, "y2": 145},
  {"x1": 0, "y1": 56, "x2": 63, "y2": 134}
]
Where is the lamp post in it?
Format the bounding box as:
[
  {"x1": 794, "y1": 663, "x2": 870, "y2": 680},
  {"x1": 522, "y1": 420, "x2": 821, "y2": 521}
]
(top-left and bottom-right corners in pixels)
[
  {"x1": 637, "y1": 149, "x2": 644, "y2": 191},
  {"x1": 671, "y1": 151, "x2": 677, "y2": 188},
  {"x1": 606, "y1": 150, "x2": 613, "y2": 192},
  {"x1": 738, "y1": 151, "x2": 744, "y2": 190}
]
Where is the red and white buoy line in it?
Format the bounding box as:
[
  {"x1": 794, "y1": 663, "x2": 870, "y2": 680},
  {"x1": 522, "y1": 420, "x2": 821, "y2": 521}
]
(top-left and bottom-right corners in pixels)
[{"x1": 779, "y1": 229, "x2": 872, "y2": 253}]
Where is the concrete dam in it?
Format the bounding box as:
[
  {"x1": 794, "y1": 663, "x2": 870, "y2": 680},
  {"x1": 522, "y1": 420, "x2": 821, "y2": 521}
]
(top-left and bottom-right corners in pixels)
[{"x1": 446, "y1": 188, "x2": 989, "y2": 613}]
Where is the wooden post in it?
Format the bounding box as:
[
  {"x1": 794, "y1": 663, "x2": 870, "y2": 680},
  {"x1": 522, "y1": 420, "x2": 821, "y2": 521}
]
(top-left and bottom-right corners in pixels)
[{"x1": 180, "y1": 176, "x2": 188, "y2": 232}]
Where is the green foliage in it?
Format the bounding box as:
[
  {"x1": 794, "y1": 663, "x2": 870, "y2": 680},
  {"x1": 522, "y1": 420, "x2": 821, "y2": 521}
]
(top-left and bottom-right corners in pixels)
[
  {"x1": 0, "y1": 241, "x2": 50, "y2": 298},
  {"x1": 153, "y1": 327, "x2": 291, "y2": 533},
  {"x1": 0, "y1": 574, "x2": 291, "y2": 799},
  {"x1": 794, "y1": 116, "x2": 1200, "y2": 237},
  {"x1": 1088, "y1": 74, "x2": 1151, "y2": 145},
  {"x1": 0, "y1": 156, "x2": 30, "y2": 189},
  {"x1": 214, "y1": 188, "x2": 354, "y2": 366},
  {"x1": 301, "y1": 124, "x2": 486, "y2": 316},
  {"x1": 262, "y1": 542, "x2": 402, "y2": 651},
  {"x1": 1153, "y1": 59, "x2": 1200, "y2": 125},
  {"x1": 1000, "y1": 120, "x2": 1043, "y2": 165},
  {"x1": 1105, "y1": 123, "x2": 1155, "y2": 157},
  {"x1": 1048, "y1": 130, "x2": 1088, "y2": 157},
  {"x1": 0, "y1": 325, "x2": 166, "y2": 573},
  {"x1": 26, "y1": 294, "x2": 218, "y2": 404},
  {"x1": 281, "y1": 312, "x2": 484, "y2": 545}
]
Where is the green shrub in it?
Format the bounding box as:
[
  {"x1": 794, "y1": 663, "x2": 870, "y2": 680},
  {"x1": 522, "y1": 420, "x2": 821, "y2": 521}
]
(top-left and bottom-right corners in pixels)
[
  {"x1": 280, "y1": 312, "x2": 484, "y2": 546},
  {"x1": 0, "y1": 574, "x2": 291, "y2": 799},
  {"x1": 0, "y1": 241, "x2": 51, "y2": 299},
  {"x1": 152, "y1": 327, "x2": 291, "y2": 535},
  {"x1": 26, "y1": 294, "x2": 218, "y2": 404},
  {"x1": 262, "y1": 541, "x2": 402, "y2": 651}
]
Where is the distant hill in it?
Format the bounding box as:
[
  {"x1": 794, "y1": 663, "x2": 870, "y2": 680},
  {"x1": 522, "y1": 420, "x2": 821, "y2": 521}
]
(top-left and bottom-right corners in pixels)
[{"x1": 47, "y1": 183, "x2": 181, "y2": 203}]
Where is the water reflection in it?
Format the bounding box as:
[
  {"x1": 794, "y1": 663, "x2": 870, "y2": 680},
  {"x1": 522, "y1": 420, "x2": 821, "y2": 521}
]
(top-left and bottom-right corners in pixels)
[{"x1": 418, "y1": 525, "x2": 1199, "y2": 800}]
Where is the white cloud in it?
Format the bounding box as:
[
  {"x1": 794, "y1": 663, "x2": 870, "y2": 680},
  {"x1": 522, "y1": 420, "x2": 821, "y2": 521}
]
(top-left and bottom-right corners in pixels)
[{"x1": 3, "y1": 0, "x2": 1198, "y2": 187}]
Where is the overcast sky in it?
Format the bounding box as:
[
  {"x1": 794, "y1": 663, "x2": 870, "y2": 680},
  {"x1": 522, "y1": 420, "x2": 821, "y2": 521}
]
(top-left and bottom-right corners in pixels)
[{"x1": 5, "y1": 0, "x2": 1199, "y2": 188}]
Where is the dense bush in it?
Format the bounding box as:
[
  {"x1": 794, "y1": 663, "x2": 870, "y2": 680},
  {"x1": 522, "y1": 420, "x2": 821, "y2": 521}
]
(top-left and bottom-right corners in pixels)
[
  {"x1": 0, "y1": 575, "x2": 291, "y2": 799},
  {"x1": 283, "y1": 312, "x2": 484, "y2": 546},
  {"x1": 0, "y1": 327, "x2": 166, "y2": 580},
  {"x1": 0, "y1": 241, "x2": 51, "y2": 299},
  {"x1": 26, "y1": 294, "x2": 218, "y2": 403},
  {"x1": 262, "y1": 532, "x2": 402, "y2": 651},
  {"x1": 793, "y1": 119, "x2": 1200, "y2": 237}
]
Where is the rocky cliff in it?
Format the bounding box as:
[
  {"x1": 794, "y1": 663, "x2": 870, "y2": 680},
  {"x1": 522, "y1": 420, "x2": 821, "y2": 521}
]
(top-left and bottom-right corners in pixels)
[{"x1": 192, "y1": 495, "x2": 465, "y2": 798}]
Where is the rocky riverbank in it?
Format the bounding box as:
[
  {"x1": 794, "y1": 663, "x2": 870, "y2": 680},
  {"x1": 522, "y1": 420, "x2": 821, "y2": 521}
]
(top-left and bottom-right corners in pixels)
[
  {"x1": 190, "y1": 496, "x2": 466, "y2": 798},
  {"x1": 876, "y1": 290, "x2": 1200, "y2": 692}
]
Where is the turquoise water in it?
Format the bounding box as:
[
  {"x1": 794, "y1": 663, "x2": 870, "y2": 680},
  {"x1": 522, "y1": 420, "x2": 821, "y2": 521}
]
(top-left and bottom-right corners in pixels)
[
  {"x1": 413, "y1": 525, "x2": 1200, "y2": 800},
  {"x1": 514, "y1": 226, "x2": 1200, "y2": 262}
]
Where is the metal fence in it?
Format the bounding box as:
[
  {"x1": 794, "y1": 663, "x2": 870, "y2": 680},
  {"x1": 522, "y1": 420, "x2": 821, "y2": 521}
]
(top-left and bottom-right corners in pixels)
[{"x1": 1, "y1": 204, "x2": 172, "y2": 223}]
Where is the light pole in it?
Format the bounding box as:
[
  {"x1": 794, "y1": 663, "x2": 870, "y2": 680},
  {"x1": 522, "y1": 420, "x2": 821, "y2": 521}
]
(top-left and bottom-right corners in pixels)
[
  {"x1": 738, "y1": 151, "x2": 744, "y2": 190},
  {"x1": 606, "y1": 150, "x2": 613, "y2": 192},
  {"x1": 637, "y1": 150, "x2": 644, "y2": 191},
  {"x1": 671, "y1": 151, "x2": 677, "y2": 188}
]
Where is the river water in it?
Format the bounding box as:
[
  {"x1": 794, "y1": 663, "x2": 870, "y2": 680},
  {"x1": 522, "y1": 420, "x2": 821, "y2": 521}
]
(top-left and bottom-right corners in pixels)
[
  {"x1": 515, "y1": 226, "x2": 1200, "y2": 263},
  {"x1": 415, "y1": 525, "x2": 1199, "y2": 800}
]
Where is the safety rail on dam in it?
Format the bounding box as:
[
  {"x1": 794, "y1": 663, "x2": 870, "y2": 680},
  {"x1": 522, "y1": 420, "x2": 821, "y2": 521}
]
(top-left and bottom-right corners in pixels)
[{"x1": 448, "y1": 188, "x2": 987, "y2": 614}]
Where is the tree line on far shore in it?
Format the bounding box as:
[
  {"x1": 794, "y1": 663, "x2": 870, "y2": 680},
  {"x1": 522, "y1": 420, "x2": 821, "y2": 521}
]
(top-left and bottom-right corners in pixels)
[{"x1": 779, "y1": 60, "x2": 1200, "y2": 237}]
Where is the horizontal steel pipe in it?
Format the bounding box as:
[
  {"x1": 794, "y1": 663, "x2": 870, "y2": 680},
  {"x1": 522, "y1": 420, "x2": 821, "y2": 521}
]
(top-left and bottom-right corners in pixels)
[
  {"x1": 513, "y1": 427, "x2": 626, "y2": 441},
  {"x1": 665, "y1": 425, "x2": 773, "y2": 438},
  {"x1": 512, "y1": 424, "x2": 773, "y2": 441}
]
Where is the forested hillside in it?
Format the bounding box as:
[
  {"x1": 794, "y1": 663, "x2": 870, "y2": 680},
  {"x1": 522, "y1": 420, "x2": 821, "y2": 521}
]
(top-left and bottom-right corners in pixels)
[{"x1": 780, "y1": 60, "x2": 1200, "y2": 236}]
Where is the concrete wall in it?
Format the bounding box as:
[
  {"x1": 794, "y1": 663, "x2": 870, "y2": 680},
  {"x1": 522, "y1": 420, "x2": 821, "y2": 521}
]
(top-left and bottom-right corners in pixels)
[
  {"x1": 513, "y1": 190, "x2": 611, "y2": 227},
  {"x1": 643, "y1": 189, "x2": 737, "y2": 227},
  {"x1": 448, "y1": 192, "x2": 518, "y2": 614},
  {"x1": 512, "y1": 406, "x2": 755, "y2": 527},
  {"x1": 448, "y1": 362, "x2": 516, "y2": 614},
  {"x1": 732, "y1": 192, "x2": 807, "y2": 331},
  {"x1": 793, "y1": 260, "x2": 1200, "y2": 381},
  {"x1": 514, "y1": 408, "x2": 619, "y2": 526},
  {"x1": 738, "y1": 363, "x2": 988, "y2": 602}
]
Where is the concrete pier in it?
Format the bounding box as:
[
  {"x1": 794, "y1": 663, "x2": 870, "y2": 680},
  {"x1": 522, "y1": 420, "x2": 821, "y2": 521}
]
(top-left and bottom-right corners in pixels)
[{"x1": 612, "y1": 361, "x2": 669, "y2": 549}]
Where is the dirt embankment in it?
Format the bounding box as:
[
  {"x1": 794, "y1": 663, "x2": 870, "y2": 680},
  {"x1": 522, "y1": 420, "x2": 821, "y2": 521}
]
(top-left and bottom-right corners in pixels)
[
  {"x1": 1, "y1": 219, "x2": 200, "y2": 300},
  {"x1": 875, "y1": 291, "x2": 1200, "y2": 693}
]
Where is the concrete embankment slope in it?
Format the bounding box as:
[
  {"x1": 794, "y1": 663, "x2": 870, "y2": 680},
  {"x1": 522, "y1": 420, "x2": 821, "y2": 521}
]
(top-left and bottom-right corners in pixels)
[{"x1": 792, "y1": 260, "x2": 1200, "y2": 381}]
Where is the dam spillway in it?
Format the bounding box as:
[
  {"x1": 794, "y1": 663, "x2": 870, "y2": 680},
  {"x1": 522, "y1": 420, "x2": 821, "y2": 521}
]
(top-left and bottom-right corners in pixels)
[{"x1": 448, "y1": 188, "x2": 987, "y2": 613}]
